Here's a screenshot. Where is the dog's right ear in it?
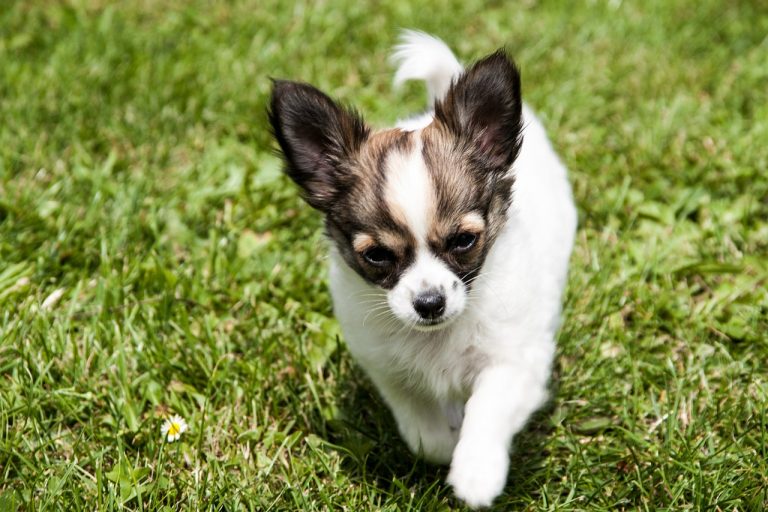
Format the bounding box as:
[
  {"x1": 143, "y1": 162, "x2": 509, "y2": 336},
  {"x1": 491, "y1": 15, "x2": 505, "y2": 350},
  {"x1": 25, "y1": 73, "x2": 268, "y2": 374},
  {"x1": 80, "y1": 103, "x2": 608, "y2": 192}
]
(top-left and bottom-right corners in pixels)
[{"x1": 269, "y1": 80, "x2": 369, "y2": 211}]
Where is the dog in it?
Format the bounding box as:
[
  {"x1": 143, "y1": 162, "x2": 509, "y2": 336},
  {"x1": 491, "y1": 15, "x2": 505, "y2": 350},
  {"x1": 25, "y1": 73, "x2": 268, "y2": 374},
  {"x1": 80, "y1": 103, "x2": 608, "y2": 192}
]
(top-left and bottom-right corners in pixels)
[{"x1": 269, "y1": 30, "x2": 576, "y2": 509}]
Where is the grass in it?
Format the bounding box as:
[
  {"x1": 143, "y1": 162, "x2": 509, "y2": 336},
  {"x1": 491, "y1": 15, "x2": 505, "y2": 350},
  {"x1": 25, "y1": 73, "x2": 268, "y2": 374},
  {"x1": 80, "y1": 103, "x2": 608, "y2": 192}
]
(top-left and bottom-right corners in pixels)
[{"x1": 1, "y1": 0, "x2": 766, "y2": 509}]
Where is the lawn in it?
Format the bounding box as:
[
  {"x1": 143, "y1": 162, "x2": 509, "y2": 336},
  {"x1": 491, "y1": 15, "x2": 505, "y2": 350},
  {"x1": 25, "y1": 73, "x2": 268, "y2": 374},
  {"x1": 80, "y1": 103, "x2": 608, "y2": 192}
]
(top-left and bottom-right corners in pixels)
[{"x1": 1, "y1": 0, "x2": 766, "y2": 510}]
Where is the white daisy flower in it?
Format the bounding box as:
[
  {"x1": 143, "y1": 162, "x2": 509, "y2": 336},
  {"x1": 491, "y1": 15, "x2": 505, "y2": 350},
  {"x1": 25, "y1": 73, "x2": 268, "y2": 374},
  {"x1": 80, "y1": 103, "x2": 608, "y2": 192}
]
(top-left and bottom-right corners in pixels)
[{"x1": 161, "y1": 414, "x2": 188, "y2": 442}]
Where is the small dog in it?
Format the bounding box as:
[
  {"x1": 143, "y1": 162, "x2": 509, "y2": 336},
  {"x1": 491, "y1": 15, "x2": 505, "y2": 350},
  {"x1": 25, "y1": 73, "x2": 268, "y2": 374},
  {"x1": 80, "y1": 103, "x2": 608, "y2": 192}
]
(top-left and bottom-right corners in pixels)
[{"x1": 269, "y1": 31, "x2": 576, "y2": 508}]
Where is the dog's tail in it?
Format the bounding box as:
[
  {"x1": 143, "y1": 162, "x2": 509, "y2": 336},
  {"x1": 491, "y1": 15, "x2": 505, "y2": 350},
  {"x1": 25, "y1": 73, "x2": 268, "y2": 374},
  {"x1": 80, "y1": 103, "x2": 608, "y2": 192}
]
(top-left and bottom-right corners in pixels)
[{"x1": 391, "y1": 30, "x2": 464, "y2": 106}]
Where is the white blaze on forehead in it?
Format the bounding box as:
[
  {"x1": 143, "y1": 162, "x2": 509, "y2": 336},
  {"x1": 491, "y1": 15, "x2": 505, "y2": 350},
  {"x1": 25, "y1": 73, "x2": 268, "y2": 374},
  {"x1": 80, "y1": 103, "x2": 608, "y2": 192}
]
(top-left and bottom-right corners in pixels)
[{"x1": 383, "y1": 135, "x2": 433, "y2": 243}]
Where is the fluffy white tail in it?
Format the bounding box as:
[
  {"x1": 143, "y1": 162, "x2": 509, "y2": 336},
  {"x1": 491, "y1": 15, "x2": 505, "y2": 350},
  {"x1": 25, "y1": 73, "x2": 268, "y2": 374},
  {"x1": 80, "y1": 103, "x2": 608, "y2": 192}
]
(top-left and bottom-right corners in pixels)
[{"x1": 391, "y1": 30, "x2": 464, "y2": 106}]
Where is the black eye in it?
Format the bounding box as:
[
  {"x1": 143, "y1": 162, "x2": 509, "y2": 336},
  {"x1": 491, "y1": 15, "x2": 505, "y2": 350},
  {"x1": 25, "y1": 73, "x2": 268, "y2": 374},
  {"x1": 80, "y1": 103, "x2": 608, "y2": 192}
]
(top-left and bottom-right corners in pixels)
[
  {"x1": 449, "y1": 232, "x2": 477, "y2": 252},
  {"x1": 362, "y1": 246, "x2": 396, "y2": 267}
]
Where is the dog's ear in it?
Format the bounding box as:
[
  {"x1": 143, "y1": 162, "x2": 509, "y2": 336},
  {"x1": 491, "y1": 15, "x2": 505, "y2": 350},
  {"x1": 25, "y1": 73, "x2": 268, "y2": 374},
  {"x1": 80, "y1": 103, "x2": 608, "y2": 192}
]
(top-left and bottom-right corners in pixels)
[
  {"x1": 434, "y1": 50, "x2": 523, "y2": 172},
  {"x1": 269, "y1": 80, "x2": 369, "y2": 211}
]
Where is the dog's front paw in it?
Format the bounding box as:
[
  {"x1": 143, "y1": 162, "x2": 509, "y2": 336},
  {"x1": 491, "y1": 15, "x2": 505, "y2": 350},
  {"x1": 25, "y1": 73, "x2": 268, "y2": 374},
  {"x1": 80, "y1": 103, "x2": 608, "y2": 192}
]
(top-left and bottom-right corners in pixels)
[{"x1": 447, "y1": 439, "x2": 509, "y2": 509}]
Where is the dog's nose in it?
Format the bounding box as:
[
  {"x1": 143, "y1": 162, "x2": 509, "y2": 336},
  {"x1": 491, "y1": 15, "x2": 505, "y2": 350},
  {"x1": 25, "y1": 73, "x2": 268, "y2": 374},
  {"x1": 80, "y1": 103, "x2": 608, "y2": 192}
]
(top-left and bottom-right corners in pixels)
[{"x1": 413, "y1": 290, "x2": 446, "y2": 320}]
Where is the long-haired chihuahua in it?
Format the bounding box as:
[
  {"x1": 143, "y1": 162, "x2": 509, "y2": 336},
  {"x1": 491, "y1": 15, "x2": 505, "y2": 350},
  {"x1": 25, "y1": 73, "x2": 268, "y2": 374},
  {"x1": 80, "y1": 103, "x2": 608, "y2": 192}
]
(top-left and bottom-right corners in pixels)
[{"x1": 269, "y1": 31, "x2": 577, "y2": 508}]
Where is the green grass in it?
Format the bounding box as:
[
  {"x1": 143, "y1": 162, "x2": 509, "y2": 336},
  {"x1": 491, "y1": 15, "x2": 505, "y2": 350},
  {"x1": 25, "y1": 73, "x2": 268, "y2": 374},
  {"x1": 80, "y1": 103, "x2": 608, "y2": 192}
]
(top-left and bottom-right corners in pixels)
[{"x1": 1, "y1": 0, "x2": 766, "y2": 509}]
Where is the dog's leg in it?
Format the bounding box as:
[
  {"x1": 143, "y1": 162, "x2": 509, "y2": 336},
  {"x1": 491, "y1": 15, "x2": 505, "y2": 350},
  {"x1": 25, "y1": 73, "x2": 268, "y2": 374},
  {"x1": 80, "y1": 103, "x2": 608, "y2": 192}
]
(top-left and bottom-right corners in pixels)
[
  {"x1": 371, "y1": 376, "x2": 459, "y2": 464},
  {"x1": 447, "y1": 363, "x2": 549, "y2": 508}
]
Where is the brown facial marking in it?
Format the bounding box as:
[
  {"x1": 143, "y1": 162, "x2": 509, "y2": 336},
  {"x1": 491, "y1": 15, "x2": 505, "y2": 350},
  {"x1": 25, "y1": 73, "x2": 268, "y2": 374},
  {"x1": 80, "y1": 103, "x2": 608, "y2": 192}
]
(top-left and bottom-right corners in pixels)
[
  {"x1": 420, "y1": 123, "x2": 514, "y2": 285},
  {"x1": 459, "y1": 212, "x2": 486, "y2": 233},
  {"x1": 352, "y1": 233, "x2": 375, "y2": 253},
  {"x1": 352, "y1": 230, "x2": 409, "y2": 259},
  {"x1": 323, "y1": 129, "x2": 419, "y2": 289},
  {"x1": 379, "y1": 230, "x2": 410, "y2": 253}
]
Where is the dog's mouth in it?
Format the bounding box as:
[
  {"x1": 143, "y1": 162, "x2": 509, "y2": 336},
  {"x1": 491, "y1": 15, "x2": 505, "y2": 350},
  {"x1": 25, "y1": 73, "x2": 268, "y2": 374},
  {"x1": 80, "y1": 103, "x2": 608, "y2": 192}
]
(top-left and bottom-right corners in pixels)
[{"x1": 412, "y1": 315, "x2": 457, "y2": 332}]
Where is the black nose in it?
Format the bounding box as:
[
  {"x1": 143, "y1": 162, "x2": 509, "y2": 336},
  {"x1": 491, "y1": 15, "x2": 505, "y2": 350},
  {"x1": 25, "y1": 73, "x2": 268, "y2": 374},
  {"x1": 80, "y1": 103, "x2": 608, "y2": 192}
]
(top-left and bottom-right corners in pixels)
[{"x1": 413, "y1": 290, "x2": 446, "y2": 320}]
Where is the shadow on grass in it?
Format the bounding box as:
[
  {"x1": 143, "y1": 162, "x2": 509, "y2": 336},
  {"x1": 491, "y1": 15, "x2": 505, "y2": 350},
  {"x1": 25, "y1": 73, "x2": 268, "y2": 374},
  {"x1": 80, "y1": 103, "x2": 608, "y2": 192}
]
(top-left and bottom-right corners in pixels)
[{"x1": 312, "y1": 361, "x2": 558, "y2": 509}]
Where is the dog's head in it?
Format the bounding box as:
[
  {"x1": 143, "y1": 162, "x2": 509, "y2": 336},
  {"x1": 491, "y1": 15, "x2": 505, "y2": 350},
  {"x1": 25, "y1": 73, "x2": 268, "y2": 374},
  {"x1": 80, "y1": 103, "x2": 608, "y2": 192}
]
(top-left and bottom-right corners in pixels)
[{"x1": 269, "y1": 51, "x2": 523, "y2": 331}]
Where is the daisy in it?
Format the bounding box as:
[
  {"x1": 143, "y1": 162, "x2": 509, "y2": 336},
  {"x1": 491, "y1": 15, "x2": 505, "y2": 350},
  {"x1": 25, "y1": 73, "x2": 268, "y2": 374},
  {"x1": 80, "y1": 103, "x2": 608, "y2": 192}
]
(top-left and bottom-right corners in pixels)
[{"x1": 161, "y1": 414, "x2": 188, "y2": 442}]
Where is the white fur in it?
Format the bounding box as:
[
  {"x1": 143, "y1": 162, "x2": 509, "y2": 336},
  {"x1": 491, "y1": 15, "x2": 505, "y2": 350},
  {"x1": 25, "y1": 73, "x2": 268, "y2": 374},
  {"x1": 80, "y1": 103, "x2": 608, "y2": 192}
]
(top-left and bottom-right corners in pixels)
[
  {"x1": 384, "y1": 141, "x2": 467, "y2": 329},
  {"x1": 391, "y1": 30, "x2": 464, "y2": 105},
  {"x1": 328, "y1": 32, "x2": 577, "y2": 508},
  {"x1": 388, "y1": 250, "x2": 467, "y2": 329},
  {"x1": 383, "y1": 138, "x2": 432, "y2": 241}
]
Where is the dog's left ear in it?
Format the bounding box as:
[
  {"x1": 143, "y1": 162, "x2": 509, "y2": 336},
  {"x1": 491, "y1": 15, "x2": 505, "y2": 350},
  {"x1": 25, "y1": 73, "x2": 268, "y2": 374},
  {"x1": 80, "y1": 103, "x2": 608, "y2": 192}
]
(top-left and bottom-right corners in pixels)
[{"x1": 434, "y1": 50, "x2": 523, "y2": 172}]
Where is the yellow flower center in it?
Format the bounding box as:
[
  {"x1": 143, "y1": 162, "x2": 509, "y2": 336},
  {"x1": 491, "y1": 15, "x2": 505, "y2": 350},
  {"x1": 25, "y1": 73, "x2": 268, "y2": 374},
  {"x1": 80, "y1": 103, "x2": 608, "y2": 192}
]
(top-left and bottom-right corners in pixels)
[{"x1": 168, "y1": 422, "x2": 182, "y2": 436}]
